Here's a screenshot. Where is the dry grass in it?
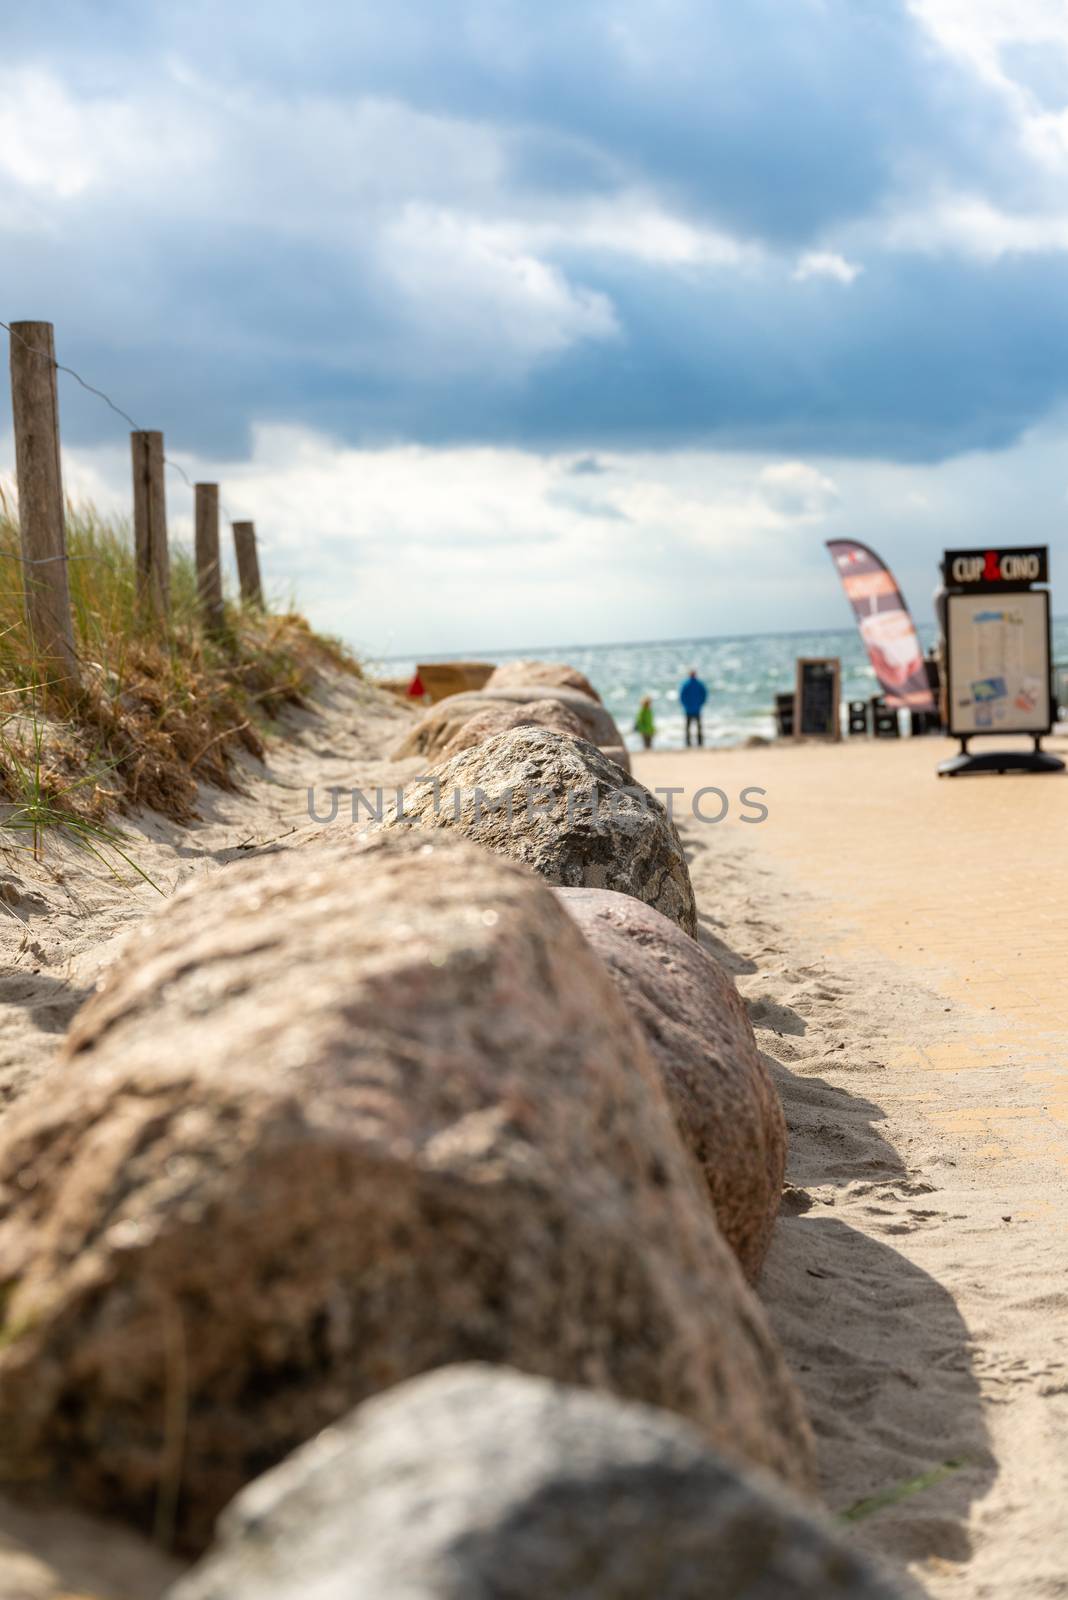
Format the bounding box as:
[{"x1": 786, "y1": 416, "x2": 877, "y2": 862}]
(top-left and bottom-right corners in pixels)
[{"x1": 0, "y1": 488, "x2": 360, "y2": 833}]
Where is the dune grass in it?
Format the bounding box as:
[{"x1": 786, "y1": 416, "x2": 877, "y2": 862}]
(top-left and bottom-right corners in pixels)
[{"x1": 0, "y1": 488, "x2": 359, "y2": 850}]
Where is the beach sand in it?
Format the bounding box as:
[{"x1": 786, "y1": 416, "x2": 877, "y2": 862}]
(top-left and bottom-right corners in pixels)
[
  {"x1": 2, "y1": 697, "x2": 1065, "y2": 1597},
  {"x1": 637, "y1": 735, "x2": 1068, "y2": 1600}
]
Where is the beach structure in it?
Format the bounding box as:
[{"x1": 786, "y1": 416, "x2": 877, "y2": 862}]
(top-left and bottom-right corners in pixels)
[
  {"x1": 847, "y1": 698, "x2": 869, "y2": 735},
  {"x1": 938, "y1": 544, "x2": 1064, "y2": 775},
  {"x1": 409, "y1": 660, "x2": 495, "y2": 702}
]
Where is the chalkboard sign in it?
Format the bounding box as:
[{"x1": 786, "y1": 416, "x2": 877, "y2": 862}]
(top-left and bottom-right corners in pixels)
[{"x1": 795, "y1": 657, "x2": 841, "y2": 740}]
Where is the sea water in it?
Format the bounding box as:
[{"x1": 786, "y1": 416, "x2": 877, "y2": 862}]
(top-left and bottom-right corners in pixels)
[{"x1": 376, "y1": 617, "x2": 1068, "y2": 753}]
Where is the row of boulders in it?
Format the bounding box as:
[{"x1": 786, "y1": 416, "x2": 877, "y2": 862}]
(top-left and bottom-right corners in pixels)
[
  {"x1": 438, "y1": 695, "x2": 587, "y2": 759},
  {"x1": 559, "y1": 887, "x2": 785, "y2": 1285},
  {"x1": 392, "y1": 658, "x2": 631, "y2": 772},
  {"x1": 0, "y1": 833, "x2": 805, "y2": 1546},
  {"x1": 0, "y1": 659, "x2": 900, "y2": 1595},
  {"x1": 382, "y1": 725, "x2": 698, "y2": 935},
  {"x1": 486, "y1": 658, "x2": 604, "y2": 702},
  {"x1": 174, "y1": 1365, "x2": 901, "y2": 1600}
]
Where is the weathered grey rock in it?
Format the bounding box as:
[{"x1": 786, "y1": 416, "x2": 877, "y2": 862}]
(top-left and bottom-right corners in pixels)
[
  {"x1": 478, "y1": 688, "x2": 626, "y2": 762},
  {"x1": 486, "y1": 657, "x2": 603, "y2": 703},
  {"x1": 596, "y1": 742, "x2": 631, "y2": 774},
  {"x1": 172, "y1": 1366, "x2": 900, "y2": 1600},
  {"x1": 0, "y1": 833, "x2": 810, "y2": 1548},
  {"x1": 391, "y1": 686, "x2": 627, "y2": 768},
  {"x1": 556, "y1": 888, "x2": 786, "y2": 1282},
  {"x1": 381, "y1": 727, "x2": 697, "y2": 935},
  {"x1": 438, "y1": 697, "x2": 587, "y2": 760}
]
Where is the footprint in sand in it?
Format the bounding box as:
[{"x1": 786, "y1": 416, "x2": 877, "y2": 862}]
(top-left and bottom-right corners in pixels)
[{"x1": 846, "y1": 1180, "x2": 938, "y2": 1200}]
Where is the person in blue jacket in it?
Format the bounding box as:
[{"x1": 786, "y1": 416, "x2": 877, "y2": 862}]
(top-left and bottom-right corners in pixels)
[{"x1": 679, "y1": 668, "x2": 708, "y2": 746}]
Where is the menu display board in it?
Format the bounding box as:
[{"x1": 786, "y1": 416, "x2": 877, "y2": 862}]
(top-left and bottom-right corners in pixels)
[
  {"x1": 795, "y1": 657, "x2": 841, "y2": 740},
  {"x1": 945, "y1": 590, "x2": 1052, "y2": 737}
]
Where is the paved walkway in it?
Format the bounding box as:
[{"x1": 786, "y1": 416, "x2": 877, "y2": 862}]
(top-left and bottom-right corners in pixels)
[
  {"x1": 636, "y1": 735, "x2": 1068, "y2": 1186},
  {"x1": 636, "y1": 733, "x2": 1068, "y2": 1596}
]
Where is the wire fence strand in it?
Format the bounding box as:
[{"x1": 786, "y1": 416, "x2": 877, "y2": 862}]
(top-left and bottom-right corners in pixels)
[
  {"x1": 3, "y1": 319, "x2": 144, "y2": 432},
  {"x1": 1, "y1": 319, "x2": 246, "y2": 527}
]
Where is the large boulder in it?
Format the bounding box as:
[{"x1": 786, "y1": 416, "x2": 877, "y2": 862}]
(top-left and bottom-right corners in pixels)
[
  {"x1": 486, "y1": 658, "x2": 603, "y2": 703},
  {"x1": 380, "y1": 727, "x2": 697, "y2": 935},
  {"x1": 0, "y1": 834, "x2": 810, "y2": 1549},
  {"x1": 391, "y1": 685, "x2": 627, "y2": 770},
  {"x1": 173, "y1": 1366, "x2": 901, "y2": 1600},
  {"x1": 438, "y1": 696, "x2": 587, "y2": 760},
  {"x1": 556, "y1": 888, "x2": 786, "y2": 1283}
]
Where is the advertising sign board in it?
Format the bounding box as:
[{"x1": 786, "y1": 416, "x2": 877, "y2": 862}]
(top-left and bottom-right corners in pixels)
[
  {"x1": 939, "y1": 543, "x2": 1062, "y2": 775},
  {"x1": 946, "y1": 591, "x2": 1052, "y2": 737}
]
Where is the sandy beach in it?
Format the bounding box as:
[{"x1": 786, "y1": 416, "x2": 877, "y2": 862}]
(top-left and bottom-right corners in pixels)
[
  {"x1": 2, "y1": 691, "x2": 1066, "y2": 1598},
  {"x1": 6, "y1": 6, "x2": 1068, "y2": 1589},
  {"x1": 638, "y1": 736, "x2": 1068, "y2": 1599}
]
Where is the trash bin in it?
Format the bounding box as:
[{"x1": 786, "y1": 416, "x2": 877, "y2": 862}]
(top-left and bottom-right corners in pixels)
[
  {"x1": 871, "y1": 696, "x2": 900, "y2": 738},
  {"x1": 848, "y1": 699, "x2": 869, "y2": 736}
]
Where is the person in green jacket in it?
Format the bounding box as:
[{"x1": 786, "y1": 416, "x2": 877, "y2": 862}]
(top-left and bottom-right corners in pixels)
[{"x1": 634, "y1": 695, "x2": 656, "y2": 750}]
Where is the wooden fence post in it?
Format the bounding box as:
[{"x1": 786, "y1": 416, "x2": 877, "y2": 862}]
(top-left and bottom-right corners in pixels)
[
  {"x1": 194, "y1": 482, "x2": 225, "y2": 633},
  {"x1": 8, "y1": 321, "x2": 80, "y2": 698},
  {"x1": 131, "y1": 430, "x2": 170, "y2": 622},
  {"x1": 231, "y1": 520, "x2": 263, "y2": 607}
]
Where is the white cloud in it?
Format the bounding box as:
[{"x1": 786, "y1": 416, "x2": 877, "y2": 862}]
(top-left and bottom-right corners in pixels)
[
  {"x1": 908, "y1": 0, "x2": 1068, "y2": 78},
  {"x1": 908, "y1": 1, "x2": 1068, "y2": 170},
  {"x1": 0, "y1": 64, "x2": 762, "y2": 284},
  {"x1": 5, "y1": 417, "x2": 1068, "y2": 656},
  {"x1": 491, "y1": 196, "x2": 762, "y2": 270},
  {"x1": 2, "y1": 427, "x2": 817, "y2": 654},
  {"x1": 758, "y1": 461, "x2": 840, "y2": 518},
  {"x1": 879, "y1": 193, "x2": 1068, "y2": 257},
  {"x1": 0, "y1": 67, "x2": 508, "y2": 223},
  {"x1": 793, "y1": 251, "x2": 862, "y2": 284},
  {"x1": 0, "y1": 69, "x2": 210, "y2": 204},
  {"x1": 379, "y1": 207, "x2": 619, "y2": 376}
]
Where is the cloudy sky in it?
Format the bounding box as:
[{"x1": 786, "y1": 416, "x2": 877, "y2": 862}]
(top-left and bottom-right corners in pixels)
[{"x1": 2, "y1": 0, "x2": 1068, "y2": 656}]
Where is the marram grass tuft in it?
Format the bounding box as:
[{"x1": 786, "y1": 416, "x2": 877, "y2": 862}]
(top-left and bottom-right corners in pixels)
[{"x1": 0, "y1": 487, "x2": 360, "y2": 840}]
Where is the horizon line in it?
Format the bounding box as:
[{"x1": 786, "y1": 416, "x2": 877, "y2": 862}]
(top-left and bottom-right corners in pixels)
[{"x1": 370, "y1": 612, "x2": 1068, "y2": 665}]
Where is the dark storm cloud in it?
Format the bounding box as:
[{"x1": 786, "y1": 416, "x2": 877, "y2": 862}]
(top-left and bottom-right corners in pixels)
[{"x1": 2, "y1": 0, "x2": 1066, "y2": 463}]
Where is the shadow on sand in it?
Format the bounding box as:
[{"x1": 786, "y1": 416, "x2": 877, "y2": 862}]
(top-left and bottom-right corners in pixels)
[
  {"x1": 694, "y1": 909, "x2": 759, "y2": 977},
  {"x1": 0, "y1": 967, "x2": 93, "y2": 1035},
  {"x1": 760, "y1": 1056, "x2": 996, "y2": 1596}
]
